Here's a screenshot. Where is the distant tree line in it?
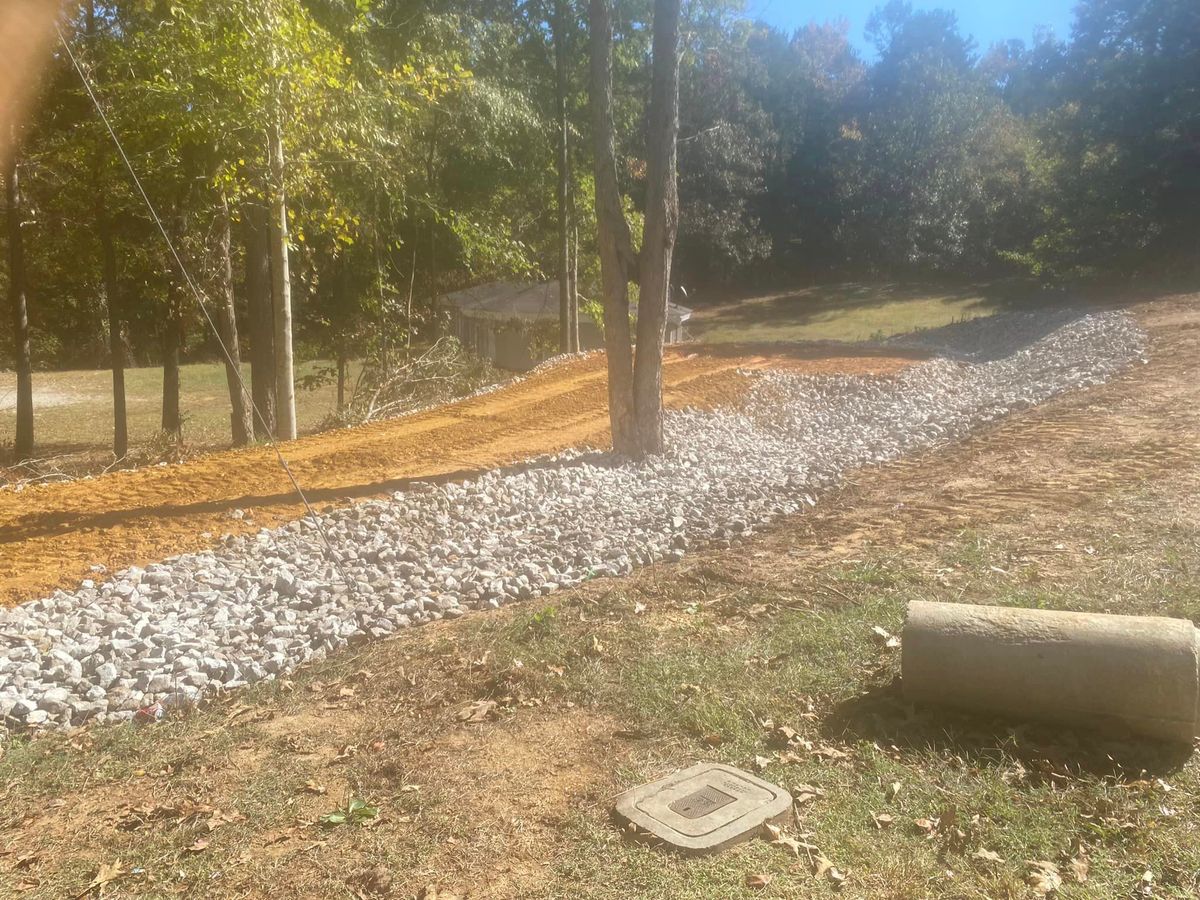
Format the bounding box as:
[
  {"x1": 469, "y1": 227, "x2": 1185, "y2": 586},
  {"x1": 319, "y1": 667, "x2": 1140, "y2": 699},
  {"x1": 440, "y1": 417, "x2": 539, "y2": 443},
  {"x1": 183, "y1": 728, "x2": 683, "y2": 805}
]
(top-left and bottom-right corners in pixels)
[{"x1": 2, "y1": 0, "x2": 1197, "y2": 461}]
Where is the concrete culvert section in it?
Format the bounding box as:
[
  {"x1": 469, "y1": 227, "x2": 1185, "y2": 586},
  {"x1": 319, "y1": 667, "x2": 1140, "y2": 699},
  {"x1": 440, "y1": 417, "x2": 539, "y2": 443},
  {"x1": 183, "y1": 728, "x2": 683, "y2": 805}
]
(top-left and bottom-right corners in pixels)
[{"x1": 902, "y1": 600, "x2": 1200, "y2": 742}]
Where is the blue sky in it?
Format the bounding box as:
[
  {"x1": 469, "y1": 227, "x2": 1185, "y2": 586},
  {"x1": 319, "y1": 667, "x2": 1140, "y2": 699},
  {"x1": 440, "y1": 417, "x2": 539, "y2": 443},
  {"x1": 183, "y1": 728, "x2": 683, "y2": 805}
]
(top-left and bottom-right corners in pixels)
[{"x1": 743, "y1": 0, "x2": 1077, "y2": 56}]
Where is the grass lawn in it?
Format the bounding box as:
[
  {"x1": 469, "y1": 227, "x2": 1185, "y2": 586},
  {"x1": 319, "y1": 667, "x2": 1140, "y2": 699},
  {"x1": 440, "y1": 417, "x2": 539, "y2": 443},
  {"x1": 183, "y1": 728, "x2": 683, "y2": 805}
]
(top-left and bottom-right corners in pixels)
[
  {"x1": 689, "y1": 281, "x2": 1011, "y2": 344},
  {"x1": 0, "y1": 359, "x2": 348, "y2": 471}
]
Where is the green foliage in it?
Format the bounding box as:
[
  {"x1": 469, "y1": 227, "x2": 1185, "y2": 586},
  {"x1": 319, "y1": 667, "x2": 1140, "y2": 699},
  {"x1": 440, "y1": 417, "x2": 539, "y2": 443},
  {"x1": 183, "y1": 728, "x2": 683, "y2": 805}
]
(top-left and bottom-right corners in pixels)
[{"x1": 4, "y1": 0, "x2": 1197, "y2": 387}]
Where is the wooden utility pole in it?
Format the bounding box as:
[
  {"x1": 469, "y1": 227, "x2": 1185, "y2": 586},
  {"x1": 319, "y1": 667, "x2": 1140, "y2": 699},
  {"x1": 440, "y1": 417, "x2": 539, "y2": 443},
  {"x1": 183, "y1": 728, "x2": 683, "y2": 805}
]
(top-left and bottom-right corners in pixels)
[
  {"x1": 588, "y1": 0, "x2": 681, "y2": 457},
  {"x1": 268, "y1": 64, "x2": 297, "y2": 441},
  {"x1": 5, "y1": 126, "x2": 33, "y2": 461}
]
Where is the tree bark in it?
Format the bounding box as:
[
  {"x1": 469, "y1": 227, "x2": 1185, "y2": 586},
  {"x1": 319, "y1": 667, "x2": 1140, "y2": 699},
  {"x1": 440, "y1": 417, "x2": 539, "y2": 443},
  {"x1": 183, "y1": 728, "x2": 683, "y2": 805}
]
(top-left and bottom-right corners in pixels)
[
  {"x1": 5, "y1": 133, "x2": 33, "y2": 461},
  {"x1": 89, "y1": 1, "x2": 127, "y2": 460},
  {"x1": 337, "y1": 351, "x2": 347, "y2": 411},
  {"x1": 161, "y1": 291, "x2": 183, "y2": 437},
  {"x1": 632, "y1": 0, "x2": 681, "y2": 455},
  {"x1": 98, "y1": 200, "x2": 128, "y2": 459},
  {"x1": 554, "y1": 0, "x2": 572, "y2": 353},
  {"x1": 217, "y1": 191, "x2": 252, "y2": 446},
  {"x1": 244, "y1": 200, "x2": 275, "y2": 439},
  {"x1": 588, "y1": 0, "x2": 639, "y2": 456},
  {"x1": 268, "y1": 101, "x2": 297, "y2": 441},
  {"x1": 569, "y1": 219, "x2": 580, "y2": 351}
]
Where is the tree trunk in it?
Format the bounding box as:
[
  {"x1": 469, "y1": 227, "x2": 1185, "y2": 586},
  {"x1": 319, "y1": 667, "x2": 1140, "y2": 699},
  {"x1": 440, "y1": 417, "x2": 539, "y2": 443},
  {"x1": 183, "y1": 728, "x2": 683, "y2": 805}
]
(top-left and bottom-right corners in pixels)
[
  {"x1": 5, "y1": 135, "x2": 33, "y2": 461},
  {"x1": 588, "y1": 0, "x2": 639, "y2": 456},
  {"x1": 569, "y1": 219, "x2": 580, "y2": 351},
  {"x1": 217, "y1": 191, "x2": 252, "y2": 446},
  {"x1": 98, "y1": 201, "x2": 128, "y2": 459},
  {"x1": 337, "y1": 351, "x2": 347, "y2": 411},
  {"x1": 244, "y1": 201, "x2": 276, "y2": 439},
  {"x1": 554, "y1": 0, "x2": 572, "y2": 354},
  {"x1": 161, "y1": 293, "x2": 183, "y2": 437},
  {"x1": 89, "y1": 3, "x2": 127, "y2": 460},
  {"x1": 632, "y1": 0, "x2": 682, "y2": 455},
  {"x1": 268, "y1": 105, "x2": 297, "y2": 441}
]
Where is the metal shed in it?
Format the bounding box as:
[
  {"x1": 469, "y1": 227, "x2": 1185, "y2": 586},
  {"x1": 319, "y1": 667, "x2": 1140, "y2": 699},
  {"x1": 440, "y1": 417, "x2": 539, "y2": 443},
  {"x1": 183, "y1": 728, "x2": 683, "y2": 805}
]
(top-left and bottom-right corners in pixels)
[{"x1": 442, "y1": 281, "x2": 692, "y2": 371}]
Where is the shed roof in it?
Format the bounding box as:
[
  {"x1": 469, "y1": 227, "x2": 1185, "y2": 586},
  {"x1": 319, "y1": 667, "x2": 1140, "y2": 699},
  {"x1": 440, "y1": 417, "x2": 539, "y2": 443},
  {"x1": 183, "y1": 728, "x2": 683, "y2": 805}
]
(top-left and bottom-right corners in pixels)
[{"x1": 443, "y1": 281, "x2": 692, "y2": 324}]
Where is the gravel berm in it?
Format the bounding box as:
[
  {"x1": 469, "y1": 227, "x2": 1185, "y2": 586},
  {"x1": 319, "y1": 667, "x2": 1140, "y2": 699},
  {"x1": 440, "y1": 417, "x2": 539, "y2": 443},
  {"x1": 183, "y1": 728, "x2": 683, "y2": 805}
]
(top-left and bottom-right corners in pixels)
[{"x1": 0, "y1": 310, "x2": 1146, "y2": 734}]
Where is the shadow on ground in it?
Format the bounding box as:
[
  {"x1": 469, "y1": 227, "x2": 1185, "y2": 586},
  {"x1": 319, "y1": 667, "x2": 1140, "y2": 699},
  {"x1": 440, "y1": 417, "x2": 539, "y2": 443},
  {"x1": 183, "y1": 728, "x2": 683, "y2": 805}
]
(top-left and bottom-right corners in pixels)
[{"x1": 824, "y1": 678, "x2": 1195, "y2": 780}]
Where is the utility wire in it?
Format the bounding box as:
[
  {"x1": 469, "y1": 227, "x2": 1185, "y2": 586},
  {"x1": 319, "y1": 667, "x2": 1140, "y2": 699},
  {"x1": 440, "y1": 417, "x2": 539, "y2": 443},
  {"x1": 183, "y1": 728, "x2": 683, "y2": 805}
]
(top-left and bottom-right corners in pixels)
[{"x1": 56, "y1": 23, "x2": 357, "y2": 596}]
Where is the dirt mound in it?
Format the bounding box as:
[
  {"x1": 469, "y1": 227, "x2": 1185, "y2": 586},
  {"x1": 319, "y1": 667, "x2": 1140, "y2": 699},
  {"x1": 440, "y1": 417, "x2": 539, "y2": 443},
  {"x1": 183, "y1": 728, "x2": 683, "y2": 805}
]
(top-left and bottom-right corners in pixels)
[{"x1": 0, "y1": 344, "x2": 921, "y2": 606}]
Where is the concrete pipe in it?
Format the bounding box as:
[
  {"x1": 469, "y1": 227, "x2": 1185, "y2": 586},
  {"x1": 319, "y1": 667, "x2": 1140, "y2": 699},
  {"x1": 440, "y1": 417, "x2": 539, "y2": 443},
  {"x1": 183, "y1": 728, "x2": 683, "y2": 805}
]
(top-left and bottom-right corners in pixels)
[{"x1": 902, "y1": 601, "x2": 1200, "y2": 742}]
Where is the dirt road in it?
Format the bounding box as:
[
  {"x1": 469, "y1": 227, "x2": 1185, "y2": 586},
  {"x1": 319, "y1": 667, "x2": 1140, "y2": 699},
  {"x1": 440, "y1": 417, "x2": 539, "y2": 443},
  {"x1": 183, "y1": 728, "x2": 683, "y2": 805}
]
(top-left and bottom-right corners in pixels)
[{"x1": 0, "y1": 344, "x2": 921, "y2": 606}]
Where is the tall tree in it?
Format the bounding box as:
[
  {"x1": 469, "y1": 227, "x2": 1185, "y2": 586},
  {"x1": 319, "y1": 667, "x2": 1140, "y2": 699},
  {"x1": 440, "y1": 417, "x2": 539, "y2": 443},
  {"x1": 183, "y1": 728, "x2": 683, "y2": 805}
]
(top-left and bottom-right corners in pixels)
[
  {"x1": 554, "y1": 0, "x2": 573, "y2": 353},
  {"x1": 589, "y1": 0, "x2": 638, "y2": 456},
  {"x1": 244, "y1": 201, "x2": 276, "y2": 439},
  {"x1": 268, "y1": 88, "x2": 297, "y2": 441},
  {"x1": 87, "y1": 0, "x2": 128, "y2": 459},
  {"x1": 589, "y1": 0, "x2": 682, "y2": 457},
  {"x1": 216, "y1": 191, "x2": 252, "y2": 445},
  {"x1": 5, "y1": 126, "x2": 33, "y2": 461}
]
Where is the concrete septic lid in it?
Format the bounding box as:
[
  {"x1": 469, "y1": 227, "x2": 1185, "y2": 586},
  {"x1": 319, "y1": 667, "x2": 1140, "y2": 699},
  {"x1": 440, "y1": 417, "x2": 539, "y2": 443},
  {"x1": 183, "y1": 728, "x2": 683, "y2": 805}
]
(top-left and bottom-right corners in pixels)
[{"x1": 614, "y1": 762, "x2": 793, "y2": 855}]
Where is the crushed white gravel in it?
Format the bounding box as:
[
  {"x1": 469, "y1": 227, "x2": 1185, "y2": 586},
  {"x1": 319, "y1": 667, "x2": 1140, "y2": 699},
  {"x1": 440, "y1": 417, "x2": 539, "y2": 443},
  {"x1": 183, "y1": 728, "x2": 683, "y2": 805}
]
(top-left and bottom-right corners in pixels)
[{"x1": 0, "y1": 310, "x2": 1147, "y2": 733}]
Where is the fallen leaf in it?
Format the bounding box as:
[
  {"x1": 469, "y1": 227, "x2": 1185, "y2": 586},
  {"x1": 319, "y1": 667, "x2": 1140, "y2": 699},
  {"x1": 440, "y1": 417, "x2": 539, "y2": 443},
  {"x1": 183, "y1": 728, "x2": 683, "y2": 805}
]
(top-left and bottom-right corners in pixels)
[
  {"x1": 871, "y1": 812, "x2": 894, "y2": 829},
  {"x1": 812, "y1": 851, "x2": 846, "y2": 885},
  {"x1": 302, "y1": 780, "x2": 327, "y2": 796},
  {"x1": 633, "y1": 602, "x2": 647, "y2": 615},
  {"x1": 793, "y1": 784, "x2": 825, "y2": 806},
  {"x1": 702, "y1": 733, "x2": 723, "y2": 747},
  {"x1": 186, "y1": 837, "x2": 210, "y2": 853},
  {"x1": 458, "y1": 700, "x2": 498, "y2": 724},
  {"x1": 811, "y1": 744, "x2": 849, "y2": 761},
  {"x1": 1068, "y1": 855, "x2": 1089, "y2": 884},
  {"x1": 418, "y1": 887, "x2": 462, "y2": 900},
  {"x1": 887, "y1": 781, "x2": 902, "y2": 800},
  {"x1": 753, "y1": 755, "x2": 771, "y2": 772},
  {"x1": 331, "y1": 744, "x2": 359, "y2": 762},
  {"x1": 76, "y1": 859, "x2": 126, "y2": 898},
  {"x1": 351, "y1": 865, "x2": 394, "y2": 897},
  {"x1": 762, "y1": 823, "x2": 807, "y2": 858},
  {"x1": 972, "y1": 848, "x2": 1003, "y2": 864},
  {"x1": 913, "y1": 817, "x2": 939, "y2": 837},
  {"x1": 1138, "y1": 870, "x2": 1154, "y2": 896},
  {"x1": 206, "y1": 809, "x2": 246, "y2": 831},
  {"x1": 871, "y1": 625, "x2": 901, "y2": 650},
  {"x1": 1026, "y1": 860, "x2": 1062, "y2": 895},
  {"x1": 745, "y1": 873, "x2": 772, "y2": 889}
]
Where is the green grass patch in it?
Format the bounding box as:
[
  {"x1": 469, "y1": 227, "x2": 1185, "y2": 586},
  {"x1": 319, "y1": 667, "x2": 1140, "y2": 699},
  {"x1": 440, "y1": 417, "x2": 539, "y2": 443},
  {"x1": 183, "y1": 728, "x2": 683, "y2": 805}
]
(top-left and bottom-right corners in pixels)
[{"x1": 689, "y1": 281, "x2": 1007, "y2": 344}]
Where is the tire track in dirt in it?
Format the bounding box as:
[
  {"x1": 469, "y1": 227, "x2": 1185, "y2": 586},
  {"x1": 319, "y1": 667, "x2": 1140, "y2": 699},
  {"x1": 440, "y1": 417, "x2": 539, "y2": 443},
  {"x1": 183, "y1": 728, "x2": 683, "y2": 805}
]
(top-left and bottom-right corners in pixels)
[{"x1": 0, "y1": 344, "x2": 921, "y2": 606}]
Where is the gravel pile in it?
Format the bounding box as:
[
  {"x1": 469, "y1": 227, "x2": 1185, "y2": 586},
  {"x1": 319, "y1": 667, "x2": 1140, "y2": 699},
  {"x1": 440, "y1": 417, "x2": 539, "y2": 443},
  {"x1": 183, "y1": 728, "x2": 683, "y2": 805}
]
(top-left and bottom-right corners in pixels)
[{"x1": 0, "y1": 310, "x2": 1146, "y2": 733}]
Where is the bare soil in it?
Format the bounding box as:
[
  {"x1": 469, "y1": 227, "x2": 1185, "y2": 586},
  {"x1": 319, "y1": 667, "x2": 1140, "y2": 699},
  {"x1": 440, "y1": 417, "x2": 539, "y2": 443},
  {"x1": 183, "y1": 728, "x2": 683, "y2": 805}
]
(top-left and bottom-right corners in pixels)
[{"x1": 0, "y1": 344, "x2": 921, "y2": 607}]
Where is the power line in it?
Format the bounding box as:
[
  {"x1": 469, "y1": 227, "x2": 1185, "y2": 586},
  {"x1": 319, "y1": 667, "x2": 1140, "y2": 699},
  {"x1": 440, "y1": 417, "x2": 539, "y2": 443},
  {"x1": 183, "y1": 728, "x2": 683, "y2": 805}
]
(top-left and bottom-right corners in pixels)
[{"x1": 56, "y1": 23, "x2": 357, "y2": 597}]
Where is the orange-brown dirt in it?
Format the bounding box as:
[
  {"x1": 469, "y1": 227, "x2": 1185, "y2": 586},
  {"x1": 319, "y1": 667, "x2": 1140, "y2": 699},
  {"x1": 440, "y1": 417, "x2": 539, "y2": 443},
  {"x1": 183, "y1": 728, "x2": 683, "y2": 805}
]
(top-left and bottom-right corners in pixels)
[{"x1": 0, "y1": 344, "x2": 923, "y2": 607}]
